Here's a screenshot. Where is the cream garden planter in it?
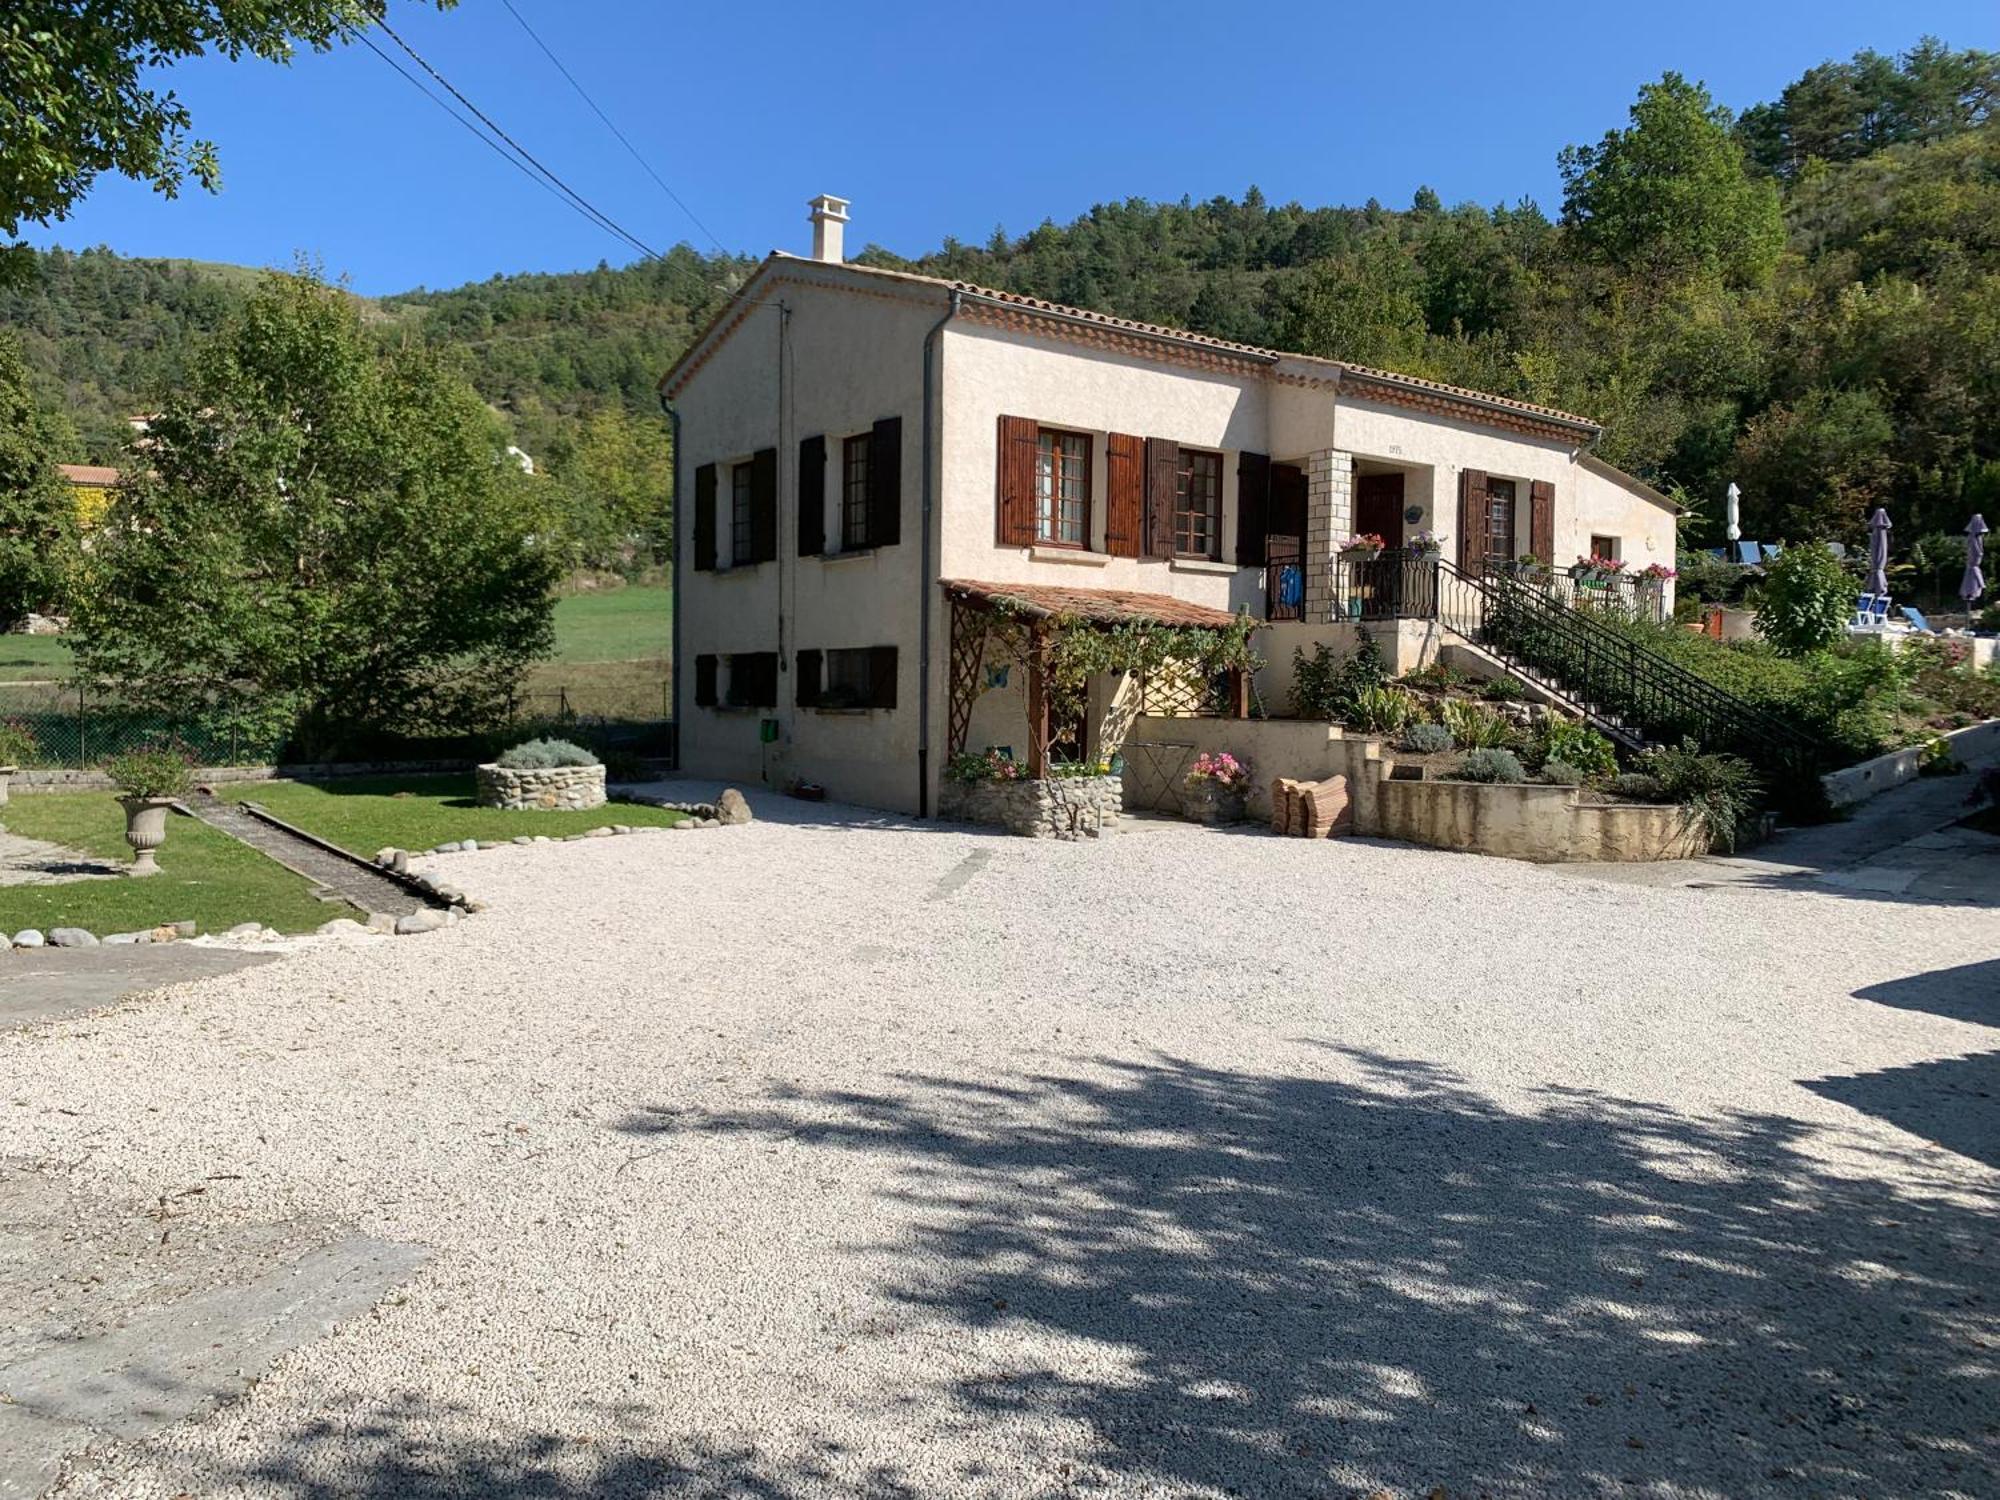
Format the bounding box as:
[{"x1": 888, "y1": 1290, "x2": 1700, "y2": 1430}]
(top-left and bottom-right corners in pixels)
[{"x1": 119, "y1": 795, "x2": 174, "y2": 876}]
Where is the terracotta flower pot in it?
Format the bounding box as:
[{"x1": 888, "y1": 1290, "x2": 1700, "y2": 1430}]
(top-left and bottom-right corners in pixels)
[{"x1": 119, "y1": 795, "x2": 174, "y2": 877}]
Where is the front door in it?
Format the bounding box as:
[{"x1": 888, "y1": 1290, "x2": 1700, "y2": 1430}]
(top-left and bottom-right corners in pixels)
[
  {"x1": 1354, "y1": 472, "x2": 1405, "y2": 546},
  {"x1": 1269, "y1": 463, "x2": 1307, "y2": 543}
]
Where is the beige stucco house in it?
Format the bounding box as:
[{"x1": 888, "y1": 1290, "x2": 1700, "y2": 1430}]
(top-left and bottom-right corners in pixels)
[{"x1": 662, "y1": 196, "x2": 1677, "y2": 816}]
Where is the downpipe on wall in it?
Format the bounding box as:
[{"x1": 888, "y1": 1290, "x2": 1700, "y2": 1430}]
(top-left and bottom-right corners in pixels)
[{"x1": 917, "y1": 290, "x2": 962, "y2": 818}]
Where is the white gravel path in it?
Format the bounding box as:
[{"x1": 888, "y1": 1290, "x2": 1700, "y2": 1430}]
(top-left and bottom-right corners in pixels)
[{"x1": 2, "y1": 787, "x2": 1995, "y2": 1499}]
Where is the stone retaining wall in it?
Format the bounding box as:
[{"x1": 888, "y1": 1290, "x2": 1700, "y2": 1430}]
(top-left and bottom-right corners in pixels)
[
  {"x1": 475, "y1": 762, "x2": 607, "y2": 811},
  {"x1": 9, "y1": 759, "x2": 471, "y2": 793},
  {"x1": 939, "y1": 774, "x2": 1123, "y2": 840}
]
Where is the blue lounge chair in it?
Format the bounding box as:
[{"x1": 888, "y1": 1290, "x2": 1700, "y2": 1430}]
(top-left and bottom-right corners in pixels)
[
  {"x1": 1854, "y1": 593, "x2": 1877, "y2": 628},
  {"x1": 1901, "y1": 605, "x2": 1934, "y2": 633},
  {"x1": 1870, "y1": 596, "x2": 1891, "y2": 626}
]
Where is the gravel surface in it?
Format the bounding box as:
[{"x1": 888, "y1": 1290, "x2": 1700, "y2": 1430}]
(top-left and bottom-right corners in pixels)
[{"x1": 1, "y1": 786, "x2": 1995, "y2": 1499}]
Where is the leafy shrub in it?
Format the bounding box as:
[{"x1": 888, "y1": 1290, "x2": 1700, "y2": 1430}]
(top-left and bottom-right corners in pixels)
[
  {"x1": 1535, "y1": 719, "x2": 1619, "y2": 777},
  {"x1": 1675, "y1": 548, "x2": 1748, "y2": 605},
  {"x1": 1291, "y1": 633, "x2": 1391, "y2": 722},
  {"x1": 1453, "y1": 748, "x2": 1526, "y2": 784},
  {"x1": 0, "y1": 719, "x2": 36, "y2": 767},
  {"x1": 1756, "y1": 542, "x2": 1853, "y2": 657},
  {"x1": 1399, "y1": 721, "x2": 1455, "y2": 754},
  {"x1": 947, "y1": 749, "x2": 1020, "y2": 783},
  {"x1": 1539, "y1": 759, "x2": 1586, "y2": 785},
  {"x1": 1344, "y1": 685, "x2": 1418, "y2": 734},
  {"x1": 496, "y1": 737, "x2": 600, "y2": 770},
  {"x1": 1440, "y1": 698, "x2": 1514, "y2": 748},
  {"x1": 102, "y1": 738, "x2": 195, "y2": 800},
  {"x1": 1610, "y1": 771, "x2": 1668, "y2": 802},
  {"x1": 1479, "y1": 675, "x2": 1528, "y2": 702},
  {"x1": 1398, "y1": 661, "x2": 1465, "y2": 693},
  {"x1": 1641, "y1": 739, "x2": 1763, "y2": 853}
]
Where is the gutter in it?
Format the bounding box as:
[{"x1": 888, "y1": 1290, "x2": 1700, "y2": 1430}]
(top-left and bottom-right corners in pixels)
[
  {"x1": 661, "y1": 393, "x2": 682, "y2": 766},
  {"x1": 952, "y1": 287, "x2": 1278, "y2": 367},
  {"x1": 916, "y1": 289, "x2": 962, "y2": 818}
]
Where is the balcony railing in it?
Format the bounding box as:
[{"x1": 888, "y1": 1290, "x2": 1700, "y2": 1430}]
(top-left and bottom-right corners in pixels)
[
  {"x1": 1265, "y1": 534, "x2": 1304, "y2": 622},
  {"x1": 1315, "y1": 550, "x2": 1668, "y2": 625}
]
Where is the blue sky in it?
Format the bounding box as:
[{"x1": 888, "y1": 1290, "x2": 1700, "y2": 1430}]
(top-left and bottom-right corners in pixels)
[{"x1": 21, "y1": 0, "x2": 1999, "y2": 296}]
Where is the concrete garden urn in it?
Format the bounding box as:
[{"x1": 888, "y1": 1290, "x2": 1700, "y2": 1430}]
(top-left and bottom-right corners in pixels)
[
  {"x1": 119, "y1": 796, "x2": 174, "y2": 877},
  {"x1": 0, "y1": 765, "x2": 12, "y2": 833},
  {"x1": 1183, "y1": 780, "x2": 1245, "y2": 825}
]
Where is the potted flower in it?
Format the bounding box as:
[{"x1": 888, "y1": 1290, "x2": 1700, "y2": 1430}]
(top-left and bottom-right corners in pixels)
[
  {"x1": 1183, "y1": 750, "x2": 1250, "y2": 824},
  {"x1": 1338, "y1": 532, "x2": 1386, "y2": 559},
  {"x1": 101, "y1": 739, "x2": 195, "y2": 877},
  {"x1": 1572, "y1": 553, "x2": 1627, "y2": 585},
  {"x1": 0, "y1": 719, "x2": 35, "y2": 832},
  {"x1": 1513, "y1": 553, "x2": 1550, "y2": 583},
  {"x1": 1406, "y1": 530, "x2": 1442, "y2": 557}
]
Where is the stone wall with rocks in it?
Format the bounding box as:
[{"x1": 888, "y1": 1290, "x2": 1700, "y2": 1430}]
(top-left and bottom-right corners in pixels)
[
  {"x1": 475, "y1": 763, "x2": 607, "y2": 812},
  {"x1": 938, "y1": 775, "x2": 1123, "y2": 840}
]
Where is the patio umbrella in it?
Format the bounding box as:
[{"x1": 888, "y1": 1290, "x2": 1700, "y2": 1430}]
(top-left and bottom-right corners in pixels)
[
  {"x1": 1866, "y1": 508, "x2": 1892, "y2": 596},
  {"x1": 1963, "y1": 514, "x2": 1988, "y2": 604},
  {"x1": 1724, "y1": 482, "x2": 1742, "y2": 542}
]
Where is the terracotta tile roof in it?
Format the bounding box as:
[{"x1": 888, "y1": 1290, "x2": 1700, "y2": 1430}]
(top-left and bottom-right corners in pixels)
[
  {"x1": 58, "y1": 463, "x2": 120, "y2": 486},
  {"x1": 1334, "y1": 363, "x2": 1598, "y2": 431},
  {"x1": 945, "y1": 280, "x2": 1283, "y2": 361},
  {"x1": 941, "y1": 578, "x2": 1244, "y2": 629}
]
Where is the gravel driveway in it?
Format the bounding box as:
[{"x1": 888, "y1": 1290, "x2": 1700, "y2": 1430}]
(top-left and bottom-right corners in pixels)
[{"x1": 2, "y1": 789, "x2": 1995, "y2": 1499}]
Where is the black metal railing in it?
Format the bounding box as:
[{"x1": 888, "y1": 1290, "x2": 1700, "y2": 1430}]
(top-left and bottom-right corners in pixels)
[
  {"x1": 1431, "y1": 558, "x2": 1824, "y2": 784},
  {"x1": 1331, "y1": 548, "x2": 1443, "y2": 621}
]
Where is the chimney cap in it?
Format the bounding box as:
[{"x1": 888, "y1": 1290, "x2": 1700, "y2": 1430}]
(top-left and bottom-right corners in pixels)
[{"x1": 807, "y1": 193, "x2": 850, "y2": 222}]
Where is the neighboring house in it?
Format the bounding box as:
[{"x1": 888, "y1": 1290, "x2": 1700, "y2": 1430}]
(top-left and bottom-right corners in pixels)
[
  {"x1": 662, "y1": 196, "x2": 1678, "y2": 816},
  {"x1": 58, "y1": 463, "x2": 120, "y2": 529}
]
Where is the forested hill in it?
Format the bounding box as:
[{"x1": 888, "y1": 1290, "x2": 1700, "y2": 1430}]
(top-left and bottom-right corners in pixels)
[{"x1": 3, "y1": 35, "x2": 1995, "y2": 550}]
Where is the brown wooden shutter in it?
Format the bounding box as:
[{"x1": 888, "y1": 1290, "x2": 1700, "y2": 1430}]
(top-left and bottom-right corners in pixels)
[
  {"x1": 867, "y1": 645, "x2": 898, "y2": 709},
  {"x1": 694, "y1": 653, "x2": 717, "y2": 706},
  {"x1": 693, "y1": 463, "x2": 717, "y2": 571},
  {"x1": 1105, "y1": 433, "x2": 1144, "y2": 558},
  {"x1": 868, "y1": 416, "x2": 902, "y2": 547},
  {"x1": 1235, "y1": 451, "x2": 1270, "y2": 566},
  {"x1": 750, "y1": 447, "x2": 778, "y2": 563},
  {"x1": 795, "y1": 649, "x2": 822, "y2": 707},
  {"x1": 798, "y1": 435, "x2": 825, "y2": 558},
  {"x1": 1529, "y1": 479, "x2": 1555, "y2": 564},
  {"x1": 996, "y1": 415, "x2": 1037, "y2": 545},
  {"x1": 1458, "y1": 468, "x2": 1488, "y2": 570},
  {"x1": 1145, "y1": 438, "x2": 1180, "y2": 558}
]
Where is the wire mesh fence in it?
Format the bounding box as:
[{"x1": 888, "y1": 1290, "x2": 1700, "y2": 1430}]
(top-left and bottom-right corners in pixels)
[{"x1": 0, "y1": 675, "x2": 674, "y2": 770}]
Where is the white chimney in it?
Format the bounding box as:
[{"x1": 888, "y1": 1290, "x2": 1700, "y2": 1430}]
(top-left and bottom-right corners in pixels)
[{"x1": 808, "y1": 193, "x2": 849, "y2": 263}]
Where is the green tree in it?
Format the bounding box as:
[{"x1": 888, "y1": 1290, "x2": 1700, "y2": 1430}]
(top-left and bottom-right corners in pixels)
[
  {"x1": 1274, "y1": 242, "x2": 1429, "y2": 369},
  {"x1": 0, "y1": 329, "x2": 78, "y2": 619},
  {"x1": 71, "y1": 269, "x2": 557, "y2": 757},
  {"x1": 1755, "y1": 541, "x2": 1855, "y2": 656},
  {"x1": 0, "y1": 2, "x2": 452, "y2": 280},
  {"x1": 1559, "y1": 73, "x2": 1785, "y2": 285},
  {"x1": 547, "y1": 405, "x2": 675, "y2": 572},
  {"x1": 1732, "y1": 388, "x2": 1895, "y2": 541}
]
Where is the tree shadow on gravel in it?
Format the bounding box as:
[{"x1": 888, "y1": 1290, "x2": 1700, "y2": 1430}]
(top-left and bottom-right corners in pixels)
[{"x1": 610, "y1": 1049, "x2": 1998, "y2": 1499}]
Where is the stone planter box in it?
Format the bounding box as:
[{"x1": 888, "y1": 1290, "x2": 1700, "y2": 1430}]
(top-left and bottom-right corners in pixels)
[
  {"x1": 939, "y1": 774, "x2": 1122, "y2": 840},
  {"x1": 1182, "y1": 780, "x2": 1247, "y2": 825},
  {"x1": 475, "y1": 762, "x2": 606, "y2": 812}
]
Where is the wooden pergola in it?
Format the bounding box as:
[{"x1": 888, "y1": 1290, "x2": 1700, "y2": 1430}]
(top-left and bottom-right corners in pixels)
[{"x1": 942, "y1": 578, "x2": 1251, "y2": 777}]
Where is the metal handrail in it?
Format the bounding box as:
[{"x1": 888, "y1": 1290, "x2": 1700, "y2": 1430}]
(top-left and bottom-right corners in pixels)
[{"x1": 1430, "y1": 558, "x2": 1823, "y2": 775}]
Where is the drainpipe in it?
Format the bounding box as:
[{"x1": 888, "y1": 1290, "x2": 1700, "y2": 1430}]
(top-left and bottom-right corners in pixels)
[
  {"x1": 916, "y1": 290, "x2": 962, "y2": 818},
  {"x1": 661, "y1": 393, "x2": 682, "y2": 769}
]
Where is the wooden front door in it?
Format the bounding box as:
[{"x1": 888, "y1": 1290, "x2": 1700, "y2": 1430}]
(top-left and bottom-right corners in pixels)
[
  {"x1": 1354, "y1": 472, "x2": 1405, "y2": 547},
  {"x1": 1269, "y1": 463, "x2": 1307, "y2": 545}
]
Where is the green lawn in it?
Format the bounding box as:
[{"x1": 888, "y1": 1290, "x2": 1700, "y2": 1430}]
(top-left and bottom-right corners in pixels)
[
  {"x1": 0, "y1": 791, "x2": 341, "y2": 936},
  {"x1": 550, "y1": 585, "x2": 669, "y2": 664},
  {"x1": 229, "y1": 773, "x2": 684, "y2": 856},
  {"x1": 0, "y1": 634, "x2": 75, "y2": 683}
]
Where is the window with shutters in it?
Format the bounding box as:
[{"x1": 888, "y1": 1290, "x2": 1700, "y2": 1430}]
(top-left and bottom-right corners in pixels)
[
  {"x1": 1175, "y1": 448, "x2": 1222, "y2": 558},
  {"x1": 1589, "y1": 534, "x2": 1622, "y2": 562},
  {"x1": 806, "y1": 646, "x2": 896, "y2": 710},
  {"x1": 841, "y1": 434, "x2": 871, "y2": 550},
  {"x1": 1035, "y1": 429, "x2": 1090, "y2": 546},
  {"x1": 1484, "y1": 477, "x2": 1517, "y2": 565},
  {"x1": 731, "y1": 461, "x2": 755, "y2": 566},
  {"x1": 724, "y1": 651, "x2": 778, "y2": 708}
]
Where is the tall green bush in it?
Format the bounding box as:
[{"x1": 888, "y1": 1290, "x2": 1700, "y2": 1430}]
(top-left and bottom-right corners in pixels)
[{"x1": 1756, "y1": 542, "x2": 1855, "y2": 656}]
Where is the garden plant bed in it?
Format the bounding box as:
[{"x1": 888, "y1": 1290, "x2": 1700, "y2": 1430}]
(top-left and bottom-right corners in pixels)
[
  {"x1": 0, "y1": 791, "x2": 339, "y2": 937},
  {"x1": 223, "y1": 773, "x2": 686, "y2": 857}
]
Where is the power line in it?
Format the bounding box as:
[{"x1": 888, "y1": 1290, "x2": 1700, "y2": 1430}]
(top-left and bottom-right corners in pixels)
[
  {"x1": 498, "y1": 0, "x2": 727, "y2": 256},
  {"x1": 372, "y1": 16, "x2": 666, "y2": 263}
]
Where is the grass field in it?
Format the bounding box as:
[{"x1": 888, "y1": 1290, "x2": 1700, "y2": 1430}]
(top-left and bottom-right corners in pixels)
[
  {"x1": 549, "y1": 585, "x2": 669, "y2": 663},
  {"x1": 0, "y1": 635, "x2": 74, "y2": 683},
  {"x1": 230, "y1": 773, "x2": 685, "y2": 855},
  {"x1": 0, "y1": 792, "x2": 341, "y2": 936}
]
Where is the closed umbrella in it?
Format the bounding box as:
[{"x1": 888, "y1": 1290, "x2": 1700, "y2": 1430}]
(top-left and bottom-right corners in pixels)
[
  {"x1": 1866, "y1": 508, "x2": 1892, "y2": 597},
  {"x1": 1724, "y1": 482, "x2": 1742, "y2": 542},
  {"x1": 1964, "y1": 514, "x2": 1988, "y2": 605}
]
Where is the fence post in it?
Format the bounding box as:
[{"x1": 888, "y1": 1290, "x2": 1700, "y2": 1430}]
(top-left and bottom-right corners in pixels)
[{"x1": 76, "y1": 680, "x2": 86, "y2": 767}]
